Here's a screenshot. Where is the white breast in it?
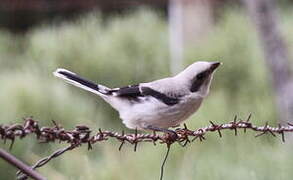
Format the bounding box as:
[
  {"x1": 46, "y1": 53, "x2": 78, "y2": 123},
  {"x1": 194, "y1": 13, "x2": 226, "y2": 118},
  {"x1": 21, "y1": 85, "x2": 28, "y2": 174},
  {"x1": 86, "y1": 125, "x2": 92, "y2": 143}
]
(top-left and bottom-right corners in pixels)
[{"x1": 119, "y1": 94, "x2": 203, "y2": 130}]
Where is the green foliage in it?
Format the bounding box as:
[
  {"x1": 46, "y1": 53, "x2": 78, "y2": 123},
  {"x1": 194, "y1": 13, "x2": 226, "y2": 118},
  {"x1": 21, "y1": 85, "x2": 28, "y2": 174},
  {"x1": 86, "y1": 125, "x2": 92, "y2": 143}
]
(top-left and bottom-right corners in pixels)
[{"x1": 0, "y1": 8, "x2": 293, "y2": 180}]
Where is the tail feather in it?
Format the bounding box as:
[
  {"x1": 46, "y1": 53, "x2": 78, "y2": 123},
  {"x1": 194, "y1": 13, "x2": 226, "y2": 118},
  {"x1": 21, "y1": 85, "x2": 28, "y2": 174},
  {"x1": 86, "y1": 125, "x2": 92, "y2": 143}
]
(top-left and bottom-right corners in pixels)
[{"x1": 53, "y1": 68, "x2": 110, "y2": 96}]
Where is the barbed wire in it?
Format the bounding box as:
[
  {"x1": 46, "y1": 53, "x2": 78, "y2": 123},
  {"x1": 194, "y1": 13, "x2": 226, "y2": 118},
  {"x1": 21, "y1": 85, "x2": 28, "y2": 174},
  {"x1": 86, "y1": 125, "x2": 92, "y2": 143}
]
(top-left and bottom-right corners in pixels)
[
  {"x1": 1, "y1": 115, "x2": 291, "y2": 148},
  {"x1": 1, "y1": 114, "x2": 293, "y2": 179},
  {"x1": 15, "y1": 144, "x2": 76, "y2": 180}
]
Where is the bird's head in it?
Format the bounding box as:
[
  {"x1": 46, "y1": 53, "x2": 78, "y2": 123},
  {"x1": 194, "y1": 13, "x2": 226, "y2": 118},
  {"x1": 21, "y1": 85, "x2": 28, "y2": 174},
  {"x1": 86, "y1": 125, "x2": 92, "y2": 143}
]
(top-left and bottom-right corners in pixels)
[{"x1": 176, "y1": 61, "x2": 221, "y2": 97}]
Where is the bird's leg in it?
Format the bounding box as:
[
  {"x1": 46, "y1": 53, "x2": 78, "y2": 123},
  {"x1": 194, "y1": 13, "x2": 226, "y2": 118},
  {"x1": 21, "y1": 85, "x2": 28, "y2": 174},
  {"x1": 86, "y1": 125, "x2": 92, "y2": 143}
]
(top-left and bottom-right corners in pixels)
[
  {"x1": 171, "y1": 124, "x2": 180, "y2": 128},
  {"x1": 145, "y1": 125, "x2": 178, "y2": 139}
]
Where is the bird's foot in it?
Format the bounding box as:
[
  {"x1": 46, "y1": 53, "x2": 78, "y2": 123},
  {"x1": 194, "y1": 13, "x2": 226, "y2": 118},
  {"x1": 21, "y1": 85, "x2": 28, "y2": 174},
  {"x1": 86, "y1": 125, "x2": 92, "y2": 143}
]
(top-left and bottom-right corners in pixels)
[{"x1": 145, "y1": 125, "x2": 178, "y2": 139}]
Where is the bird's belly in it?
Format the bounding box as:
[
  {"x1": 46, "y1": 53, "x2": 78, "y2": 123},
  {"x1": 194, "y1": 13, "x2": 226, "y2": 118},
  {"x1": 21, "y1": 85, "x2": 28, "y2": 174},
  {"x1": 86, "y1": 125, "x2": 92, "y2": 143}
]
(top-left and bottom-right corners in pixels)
[{"x1": 120, "y1": 96, "x2": 203, "y2": 129}]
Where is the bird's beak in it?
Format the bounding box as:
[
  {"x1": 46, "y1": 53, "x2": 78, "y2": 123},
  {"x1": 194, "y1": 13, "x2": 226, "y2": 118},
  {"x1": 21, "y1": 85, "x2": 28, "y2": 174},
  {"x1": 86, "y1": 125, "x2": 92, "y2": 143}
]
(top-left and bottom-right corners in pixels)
[{"x1": 210, "y1": 62, "x2": 222, "y2": 71}]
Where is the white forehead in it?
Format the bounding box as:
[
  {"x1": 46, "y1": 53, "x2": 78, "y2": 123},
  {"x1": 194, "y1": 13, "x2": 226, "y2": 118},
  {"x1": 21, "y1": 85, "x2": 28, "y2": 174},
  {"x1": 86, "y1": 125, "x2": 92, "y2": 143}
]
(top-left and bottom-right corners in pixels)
[
  {"x1": 184, "y1": 61, "x2": 212, "y2": 74},
  {"x1": 175, "y1": 61, "x2": 213, "y2": 79}
]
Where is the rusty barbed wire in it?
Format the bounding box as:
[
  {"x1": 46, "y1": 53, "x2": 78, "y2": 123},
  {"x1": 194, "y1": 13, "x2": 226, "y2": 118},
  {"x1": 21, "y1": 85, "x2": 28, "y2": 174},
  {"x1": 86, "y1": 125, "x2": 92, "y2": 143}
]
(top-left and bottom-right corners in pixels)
[
  {"x1": 1, "y1": 115, "x2": 292, "y2": 150},
  {"x1": 1, "y1": 115, "x2": 293, "y2": 179}
]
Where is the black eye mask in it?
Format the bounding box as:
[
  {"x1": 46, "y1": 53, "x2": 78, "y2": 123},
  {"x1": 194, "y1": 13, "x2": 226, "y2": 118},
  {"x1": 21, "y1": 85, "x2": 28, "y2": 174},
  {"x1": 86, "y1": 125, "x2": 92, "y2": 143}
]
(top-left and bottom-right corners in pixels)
[{"x1": 190, "y1": 70, "x2": 210, "y2": 92}]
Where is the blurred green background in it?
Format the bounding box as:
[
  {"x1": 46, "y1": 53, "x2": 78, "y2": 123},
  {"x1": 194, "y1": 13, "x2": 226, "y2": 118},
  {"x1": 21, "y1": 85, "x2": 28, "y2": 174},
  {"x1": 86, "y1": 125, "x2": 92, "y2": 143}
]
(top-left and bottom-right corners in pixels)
[{"x1": 1, "y1": 2, "x2": 293, "y2": 180}]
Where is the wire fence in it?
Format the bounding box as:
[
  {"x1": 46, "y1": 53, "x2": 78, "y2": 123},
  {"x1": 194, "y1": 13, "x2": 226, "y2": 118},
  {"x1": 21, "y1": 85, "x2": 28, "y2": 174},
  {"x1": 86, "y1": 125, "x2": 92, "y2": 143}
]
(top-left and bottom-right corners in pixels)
[{"x1": 1, "y1": 115, "x2": 293, "y2": 179}]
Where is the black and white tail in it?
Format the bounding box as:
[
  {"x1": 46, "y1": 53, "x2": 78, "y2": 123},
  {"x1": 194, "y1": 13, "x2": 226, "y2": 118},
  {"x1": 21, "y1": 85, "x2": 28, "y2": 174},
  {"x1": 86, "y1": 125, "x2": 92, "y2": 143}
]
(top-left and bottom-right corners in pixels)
[{"x1": 53, "y1": 68, "x2": 110, "y2": 96}]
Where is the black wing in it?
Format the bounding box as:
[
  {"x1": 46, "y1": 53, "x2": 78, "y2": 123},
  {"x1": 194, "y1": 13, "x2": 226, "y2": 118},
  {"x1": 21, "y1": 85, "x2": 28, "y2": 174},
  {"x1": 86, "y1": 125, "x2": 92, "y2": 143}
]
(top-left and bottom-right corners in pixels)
[
  {"x1": 110, "y1": 85, "x2": 143, "y2": 98},
  {"x1": 140, "y1": 87, "x2": 179, "y2": 106},
  {"x1": 111, "y1": 85, "x2": 180, "y2": 106}
]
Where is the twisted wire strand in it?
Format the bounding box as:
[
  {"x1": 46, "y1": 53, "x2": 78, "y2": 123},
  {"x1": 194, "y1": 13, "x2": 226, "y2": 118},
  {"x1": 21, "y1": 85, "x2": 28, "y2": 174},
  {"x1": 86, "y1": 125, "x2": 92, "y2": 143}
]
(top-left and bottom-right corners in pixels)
[{"x1": 1, "y1": 115, "x2": 292, "y2": 179}]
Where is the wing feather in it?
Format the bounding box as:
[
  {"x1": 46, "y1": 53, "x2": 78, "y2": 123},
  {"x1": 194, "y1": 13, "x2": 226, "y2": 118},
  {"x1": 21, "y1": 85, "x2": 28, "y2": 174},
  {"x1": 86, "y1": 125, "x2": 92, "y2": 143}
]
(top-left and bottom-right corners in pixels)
[{"x1": 110, "y1": 84, "x2": 180, "y2": 106}]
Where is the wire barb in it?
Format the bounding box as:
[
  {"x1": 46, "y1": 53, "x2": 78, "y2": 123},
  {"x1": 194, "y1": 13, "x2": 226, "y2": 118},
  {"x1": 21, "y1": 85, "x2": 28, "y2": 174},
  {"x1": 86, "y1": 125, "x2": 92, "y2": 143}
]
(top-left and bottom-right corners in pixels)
[
  {"x1": 1, "y1": 116, "x2": 293, "y2": 179},
  {"x1": 1, "y1": 117, "x2": 293, "y2": 148}
]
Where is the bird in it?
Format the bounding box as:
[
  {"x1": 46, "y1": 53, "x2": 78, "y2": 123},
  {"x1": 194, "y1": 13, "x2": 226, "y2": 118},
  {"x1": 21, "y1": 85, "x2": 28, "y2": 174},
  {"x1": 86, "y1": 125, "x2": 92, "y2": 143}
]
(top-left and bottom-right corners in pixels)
[{"x1": 53, "y1": 61, "x2": 221, "y2": 135}]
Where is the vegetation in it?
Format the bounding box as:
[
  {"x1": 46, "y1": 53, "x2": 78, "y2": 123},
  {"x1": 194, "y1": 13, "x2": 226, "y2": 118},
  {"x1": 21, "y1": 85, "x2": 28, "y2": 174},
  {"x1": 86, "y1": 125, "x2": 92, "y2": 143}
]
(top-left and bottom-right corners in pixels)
[{"x1": 0, "y1": 8, "x2": 293, "y2": 180}]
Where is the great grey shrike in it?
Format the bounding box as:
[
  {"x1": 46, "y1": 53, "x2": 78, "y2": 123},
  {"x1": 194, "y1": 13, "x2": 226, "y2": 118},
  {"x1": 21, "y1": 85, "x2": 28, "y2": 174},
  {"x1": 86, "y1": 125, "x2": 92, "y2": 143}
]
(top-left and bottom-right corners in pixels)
[{"x1": 53, "y1": 61, "x2": 221, "y2": 134}]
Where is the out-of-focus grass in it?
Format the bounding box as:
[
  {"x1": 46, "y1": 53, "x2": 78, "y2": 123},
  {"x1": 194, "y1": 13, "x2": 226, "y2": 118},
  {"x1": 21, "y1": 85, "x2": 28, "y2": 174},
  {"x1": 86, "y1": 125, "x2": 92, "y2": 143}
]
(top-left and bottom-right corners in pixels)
[{"x1": 0, "y1": 7, "x2": 293, "y2": 180}]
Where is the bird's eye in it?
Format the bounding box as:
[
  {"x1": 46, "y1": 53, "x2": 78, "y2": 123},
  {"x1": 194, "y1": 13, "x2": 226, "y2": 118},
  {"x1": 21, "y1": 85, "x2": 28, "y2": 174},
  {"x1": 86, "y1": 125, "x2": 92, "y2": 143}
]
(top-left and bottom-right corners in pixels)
[{"x1": 197, "y1": 72, "x2": 205, "y2": 80}]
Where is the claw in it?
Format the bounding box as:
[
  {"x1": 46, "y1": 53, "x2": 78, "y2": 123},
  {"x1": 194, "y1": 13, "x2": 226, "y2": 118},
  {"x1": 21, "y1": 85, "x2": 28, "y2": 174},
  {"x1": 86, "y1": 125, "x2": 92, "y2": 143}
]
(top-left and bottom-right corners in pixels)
[{"x1": 165, "y1": 129, "x2": 178, "y2": 139}]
